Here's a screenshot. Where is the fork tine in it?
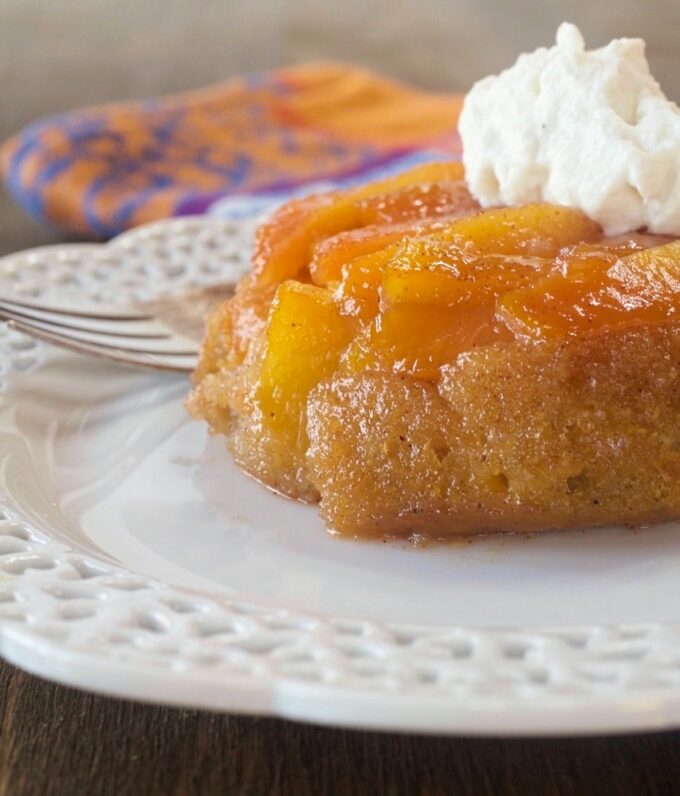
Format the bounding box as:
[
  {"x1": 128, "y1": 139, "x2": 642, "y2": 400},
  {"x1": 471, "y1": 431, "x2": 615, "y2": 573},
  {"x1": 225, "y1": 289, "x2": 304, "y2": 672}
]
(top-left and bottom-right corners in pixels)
[
  {"x1": 4, "y1": 317, "x2": 197, "y2": 355},
  {"x1": 0, "y1": 305, "x2": 170, "y2": 339},
  {"x1": 0, "y1": 297, "x2": 152, "y2": 321},
  {"x1": 8, "y1": 319, "x2": 196, "y2": 356},
  {"x1": 5, "y1": 319, "x2": 196, "y2": 373}
]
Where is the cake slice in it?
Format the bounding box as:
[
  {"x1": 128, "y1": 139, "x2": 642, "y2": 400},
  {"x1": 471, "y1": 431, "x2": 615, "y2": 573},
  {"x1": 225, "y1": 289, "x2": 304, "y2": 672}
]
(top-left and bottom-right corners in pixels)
[{"x1": 188, "y1": 165, "x2": 680, "y2": 538}]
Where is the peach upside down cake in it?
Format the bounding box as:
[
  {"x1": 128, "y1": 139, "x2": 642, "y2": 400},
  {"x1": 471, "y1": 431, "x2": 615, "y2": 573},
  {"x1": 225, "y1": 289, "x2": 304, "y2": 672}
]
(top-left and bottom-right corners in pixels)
[{"x1": 187, "y1": 161, "x2": 680, "y2": 538}]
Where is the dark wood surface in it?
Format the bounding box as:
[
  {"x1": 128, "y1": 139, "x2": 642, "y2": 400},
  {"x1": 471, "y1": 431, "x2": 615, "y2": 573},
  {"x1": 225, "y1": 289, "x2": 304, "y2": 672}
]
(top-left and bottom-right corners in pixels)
[{"x1": 2, "y1": 195, "x2": 680, "y2": 796}]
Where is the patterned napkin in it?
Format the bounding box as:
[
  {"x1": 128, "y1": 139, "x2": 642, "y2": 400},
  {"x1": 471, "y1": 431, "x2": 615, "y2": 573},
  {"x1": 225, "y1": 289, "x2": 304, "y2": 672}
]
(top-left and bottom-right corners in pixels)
[{"x1": 1, "y1": 63, "x2": 462, "y2": 239}]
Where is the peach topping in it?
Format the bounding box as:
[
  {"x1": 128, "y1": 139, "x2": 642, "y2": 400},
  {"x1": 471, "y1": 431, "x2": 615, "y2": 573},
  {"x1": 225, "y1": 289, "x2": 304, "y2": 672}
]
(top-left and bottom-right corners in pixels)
[{"x1": 212, "y1": 163, "x2": 680, "y2": 467}]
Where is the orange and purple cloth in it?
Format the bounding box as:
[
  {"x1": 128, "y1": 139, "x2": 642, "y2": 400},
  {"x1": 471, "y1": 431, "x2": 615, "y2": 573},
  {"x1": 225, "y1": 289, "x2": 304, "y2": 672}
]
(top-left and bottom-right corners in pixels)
[{"x1": 0, "y1": 63, "x2": 462, "y2": 239}]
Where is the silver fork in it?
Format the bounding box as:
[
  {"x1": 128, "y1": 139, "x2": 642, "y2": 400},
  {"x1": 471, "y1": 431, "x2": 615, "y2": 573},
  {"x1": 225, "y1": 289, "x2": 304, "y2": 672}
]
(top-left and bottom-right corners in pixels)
[{"x1": 0, "y1": 283, "x2": 236, "y2": 372}]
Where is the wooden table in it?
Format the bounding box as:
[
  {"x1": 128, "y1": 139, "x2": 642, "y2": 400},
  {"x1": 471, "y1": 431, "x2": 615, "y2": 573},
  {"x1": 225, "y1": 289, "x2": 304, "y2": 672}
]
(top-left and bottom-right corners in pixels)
[{"x1": 1, "y1": 194, "x2": 679, "y2": 796}]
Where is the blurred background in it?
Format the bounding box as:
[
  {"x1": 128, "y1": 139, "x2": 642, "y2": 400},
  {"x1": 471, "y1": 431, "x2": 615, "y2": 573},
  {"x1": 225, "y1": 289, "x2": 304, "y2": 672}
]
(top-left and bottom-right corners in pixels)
[{"x1": 2, "y1": 0, "x2": 680, "y2": 254}]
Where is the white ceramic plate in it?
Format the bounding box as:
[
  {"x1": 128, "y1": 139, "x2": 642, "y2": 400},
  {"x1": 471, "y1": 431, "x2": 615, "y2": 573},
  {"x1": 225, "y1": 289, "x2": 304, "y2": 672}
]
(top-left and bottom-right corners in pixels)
[{"x1": 2, "y1": 217, "x2": 680, "y2": 737}]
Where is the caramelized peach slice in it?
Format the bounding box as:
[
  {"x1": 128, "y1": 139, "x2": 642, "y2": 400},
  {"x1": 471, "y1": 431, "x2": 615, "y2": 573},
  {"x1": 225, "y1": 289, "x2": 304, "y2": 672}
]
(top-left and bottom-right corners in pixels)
[
  {"x1": 256, "y1": 282, "x2": 354, "y2": 448},
  {"x1": 557, "y1": 233, "x2": 675, "y2": 263},
  {"x1": 342, "y1": 246, "x2": 546, "y2": 380},
  {"x1": 310, "y1": 223, "x2": 420, "y2": 287},
  {"x1": 380, "y1": 239, "x2": 548, "y2": 308},
  {"x1": 333, "y1": 238, "x2": 459, "y2": 319},
  {"x1": 333, "y1": 205, "x2": 590, "y2": 316},
  {"x1": 342, "y1": 298, "x2": 508, "y2": 382},
  {"x1": 194, "y1": 274, "x2": 278, "y2": 378},
  {"x1": 355, "y1": 180, "x2": 479, "y2": 225},
  {"x1": 334, "y1": 256, "x2": 385, "y2": 320},
  {"x1": 252, "y1": 161, "x2": 465, "y2": 284},
  {"x1": 252, "y1": 193, "x2": 332, "y2": 286},
  {"x1": 331, "y1": 204, "x2": 600, "y2": 313},
  {"x1": 336, "y1": 210, "x2": 598, "y2": 380},
  {"x1": 441, "y1": 204, "x2": 601, "y2": 256},
  {"x1": 333, "y1": 241, "x2": 421, "y2": 319},
  {"x1": 498, "y1": 240, "x2": 680, "y2": 340},
  {"x1": 552, "y1": 234, "x2": 677, "y2": 279},
  {"x1": 312, "y1": 202, "x2": 590, "y2": 288},
  {"x1": 310, "y1": 216, "x2": 466, "y2": 287}
]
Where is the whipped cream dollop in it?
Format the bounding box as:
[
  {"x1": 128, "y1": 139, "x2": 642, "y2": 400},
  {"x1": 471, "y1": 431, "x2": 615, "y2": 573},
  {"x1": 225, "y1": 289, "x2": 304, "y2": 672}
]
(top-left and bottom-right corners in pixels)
[{"x1": 459, "y1": 23, "x2": 680, "y2": 235}]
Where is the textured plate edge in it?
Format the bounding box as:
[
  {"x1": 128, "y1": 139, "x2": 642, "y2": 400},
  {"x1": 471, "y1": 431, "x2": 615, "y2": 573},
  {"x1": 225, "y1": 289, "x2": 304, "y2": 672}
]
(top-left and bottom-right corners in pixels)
[{"x1": 4, "y1": 625, "x2": 680, "y2": 738}]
